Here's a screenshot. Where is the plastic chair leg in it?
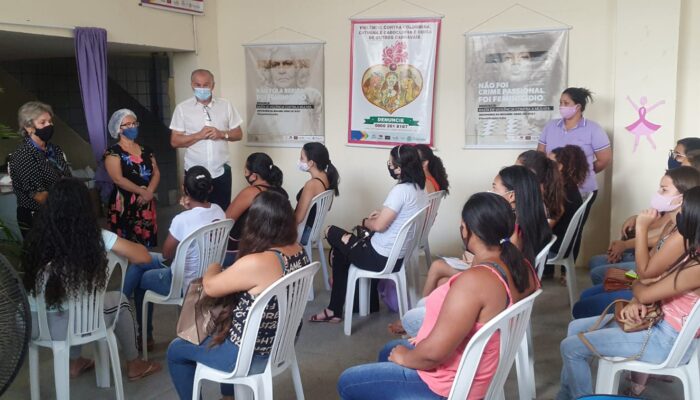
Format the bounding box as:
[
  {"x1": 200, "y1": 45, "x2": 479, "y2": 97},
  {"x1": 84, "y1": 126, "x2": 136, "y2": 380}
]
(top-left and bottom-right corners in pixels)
[
  {"x1": 191, "y1": 369, "x2": 203, "y2": 400},
  {"x1": 94, "y1": 340, "x2": 111, "y2": 388},
  {"x1": 594, "y1": 360, "x2": 616, "y2": 394},
  {"x1": 52, "y1": 344, "x2": 71, "y2": 400},
  {"x1": 396, "y1": 273, "x2": 408, "y2": 317},
  {"x1": 515, "y1": 333, "x2": 535, "y2": 400},
  {"x1": 290, "y1": 353, "x2": 306, "y2": 400},
  {"x1": 142, "y1": 299, "x2": 150, "y2": 361},
  {"x1": 106, "y1": 333, "x2": 125, "y2": 400},
  {"x1": 29, "y1": 344, "x2": 40, "y2": 400},
  {"x1": 423, "y1": 242, "x2": 432, "y2": 270},
  {"x1": 358, "y1": 278, "x2": 370, "y2": 317},
  {"x1": 344, "y1": 268, "x2": 358, "y2": 336},
  {"x1": 304, "y1": 243, "x2": 315, "y2": 301},
  {"x1": 317, "y1": 240, "x2": 331, "y2": 291},
  {"x1": 564, "y1": 258, "x2": 578, "y2": 312}
]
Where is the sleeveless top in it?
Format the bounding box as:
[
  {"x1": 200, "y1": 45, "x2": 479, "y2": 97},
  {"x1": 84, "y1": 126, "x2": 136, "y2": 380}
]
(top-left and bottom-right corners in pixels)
[
  {"x1": 295, "y1": 177, "x2": 328, "y2": 230},
  {"x1": 425, "y1": 174, "x2": 441, "y2": 193},
  {"x1": 228, "y1": 248, "x2": 310, "y2": 354},
  {"x1": 228, "y1": 184, "x2": 274, "y2": 251},
  {"x1": 415, "y1": 260, "x2": 539, "y2": 398},
  {"x1": 662, "y1": 290, "x2": 700, "y2": 334}
]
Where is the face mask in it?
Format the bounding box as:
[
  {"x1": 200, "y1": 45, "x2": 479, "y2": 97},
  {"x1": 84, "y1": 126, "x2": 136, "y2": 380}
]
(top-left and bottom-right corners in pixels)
[
  {"x1": 559, "y1": 105, "x2": 578, "y2": 119},
  {"x1": 387, "y1": 165, "x2": 400, "y2": 180},
  {"x1": 122, "y1": 127, "x2": 139, "y2": 140},
  {"x1": 194, "y1": 87, "x2": 212, "y2": 101},
  {"x1": 297, "y1": 161, "x2": 310, "y2": 172},
  {"x1": 34, "y1": 124, "x2": 54, "y2": 142},
  {"x1": 650, "y1": 191, "x2": 682, "y2": 212},
  {"x1": 244, "y1": 173, "x2": 255, "y2": 185},
  {"x1": 668, "y1": 156, "x2": 682, "y2": 170}
]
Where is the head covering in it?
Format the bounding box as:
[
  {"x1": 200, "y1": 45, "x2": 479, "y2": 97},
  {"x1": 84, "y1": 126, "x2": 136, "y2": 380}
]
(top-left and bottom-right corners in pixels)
[{"x1": 107, "y1": 109, "x2": 137, "y2": 138}]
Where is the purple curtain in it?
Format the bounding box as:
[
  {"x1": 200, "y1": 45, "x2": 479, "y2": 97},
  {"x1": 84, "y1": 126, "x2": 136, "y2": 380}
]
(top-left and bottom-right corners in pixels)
[{"x1": 74, "y1": 27, "x2": 112, "y2": 200}]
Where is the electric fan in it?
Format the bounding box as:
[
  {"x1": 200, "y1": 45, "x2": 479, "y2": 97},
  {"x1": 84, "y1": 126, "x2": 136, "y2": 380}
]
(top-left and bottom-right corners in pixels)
[{"x1": 0, "y1": 253, "x2": 30, "y2": 396}]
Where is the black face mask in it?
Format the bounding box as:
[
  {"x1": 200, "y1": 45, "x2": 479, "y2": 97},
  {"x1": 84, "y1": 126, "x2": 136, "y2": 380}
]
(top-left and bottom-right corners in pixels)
[
  {"x1": 34, "y1": 125, "x2": 54, "y2": 142},
  {"x1": 668, "y1": 156, "x2": 682, "y2": 170},
  {"x1": 387, "y1": 165, "x2": 400, "y2": 180}
]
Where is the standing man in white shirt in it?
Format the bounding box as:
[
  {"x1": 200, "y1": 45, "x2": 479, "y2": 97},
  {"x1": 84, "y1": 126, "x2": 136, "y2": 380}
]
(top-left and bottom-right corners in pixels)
[{"x1": 170, "y1": 69, "x2": 243, "y2": 211}]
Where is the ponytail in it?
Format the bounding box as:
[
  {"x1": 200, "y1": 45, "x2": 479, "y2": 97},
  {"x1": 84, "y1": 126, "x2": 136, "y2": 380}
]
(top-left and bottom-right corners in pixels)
[
  {"x1": 500, "y1": 240, "x2": 530, "y2": 293},
  {"x1": 246, "y1": 152, "x2": 284, "y2": 188},
  {"x1": 302, "y1": 142, "x2": 340, "y2": 196},
  {"x1": 415, "y1": 144, "x2": 449, "y2": 194},
  {"x1": 326, "y1": 162, "x2": 340, "y2": 196}
]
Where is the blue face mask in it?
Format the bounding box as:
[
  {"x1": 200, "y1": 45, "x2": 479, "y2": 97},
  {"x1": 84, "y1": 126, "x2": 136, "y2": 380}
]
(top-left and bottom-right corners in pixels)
[
  {"x1": 668, "y1": 156, "x2": 682, "y2": 170},
  {"x1": 194, "y1": 87, "x2": 212, "y2": 101},
  {"x1": 122, "y1": 127, "x2": 139, "y2": 140}
]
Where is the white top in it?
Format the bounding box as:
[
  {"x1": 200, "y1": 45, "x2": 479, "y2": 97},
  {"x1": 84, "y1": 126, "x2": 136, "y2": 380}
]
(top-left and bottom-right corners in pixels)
[
  {"x1": 169, "y1": 204, "x2": 226, "y2": 289},
  {"x1": 371, "y1": 183, "x2": 428, "y2": 258},
  {"x1": 170, "y1": 96, "x2": 243, "y2": 178}
]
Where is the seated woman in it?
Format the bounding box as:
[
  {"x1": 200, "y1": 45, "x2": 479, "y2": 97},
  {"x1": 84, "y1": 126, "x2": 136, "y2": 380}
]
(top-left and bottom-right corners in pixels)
[
  {"x1": 22, "y1": 178, "x2": 160, "y2": 381},
  {"x1": 167, "y1": 190, "x2": 309, "y2": 400},
  {"x1": 548, "y1": 146, "x2": 586, "y2": 255},
  {"x1": 517, "y1": 149, "x2": 565, "y2": 228},
  {"x1": 587, "y1": 166, "x2": 699, "y2": 285},
  {"x1": 557, "y1": 186, "x2": 700, "y2": 399},
  {"x1": 338, "y1": 192, "x2": 540, "y2": 399},
  {"x1": 123, "y1": 166, "x2": 226, "y2": 350},
  {"x1": 294, "y1": 142, "x2": 339, "y2": 246},
  {"x1": 309, "y1": 145, "x2": 428, "y2": 323},
  {"x1": 414, "y1": 144, "x2": 450, "y2": 194},
  {"x1": 226, "y1": 152, "x2": 286, "y2": 254}
]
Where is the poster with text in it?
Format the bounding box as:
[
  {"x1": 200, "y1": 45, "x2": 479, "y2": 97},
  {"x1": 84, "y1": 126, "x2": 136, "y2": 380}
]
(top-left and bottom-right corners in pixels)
[
  {"x1": 349, "y1": 18, "x2": 440, "y2": 147},
  {"x1": 465, "y1": 29, "x2": 568, "y2": 148},
  {"x1": 244, "y1": 43, "x2": 324, "y2": 147},
  {"x1": 140, "y1": 0, "x2": 203, "y2": 15}
]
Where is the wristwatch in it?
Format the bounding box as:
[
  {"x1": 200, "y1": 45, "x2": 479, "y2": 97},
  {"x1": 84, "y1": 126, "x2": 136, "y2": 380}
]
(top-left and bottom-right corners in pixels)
[{"x1": 224, "y1": 131, "x2": 229, "y2": 140}]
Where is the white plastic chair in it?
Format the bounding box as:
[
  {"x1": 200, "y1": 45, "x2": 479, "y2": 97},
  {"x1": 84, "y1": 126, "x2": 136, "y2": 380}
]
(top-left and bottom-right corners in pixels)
[
  {"x1": 595, "y1": 300, "x2": 700, "y2": 398},
  {"x1": 514, "y1": 235, "x2": 556, "y2": 400},
  {"x1": 408, "y1": 190, "x2": 445, "y2": 306},
  {"x1": 192, "y1": 262, "x2": 320, "y2": 400},
  {"x1": 296, "y1": 189, "x2": 334, "y2": 300},
  {"x1": 29, "y1": 252, "x2": 128, "y2": 400},
  {"x1": 141, "y1": 218, "x2": 233, "y2": 360},
  {"x1": 546, "y1": 192, "x2": 595, "y2": 311},
  {"x1": 448, "y1": 288, "x2": 543, "y2": 400},
  {"x1": 344, "y1": 206, "x2": 428, "y2": 336}
]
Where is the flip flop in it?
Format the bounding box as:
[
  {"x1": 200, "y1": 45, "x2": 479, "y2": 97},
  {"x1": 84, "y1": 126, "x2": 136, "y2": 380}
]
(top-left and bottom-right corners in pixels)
[
  {"x1": 309, "y1": 309, "x2": 342, "y2": 323},
  {"x1": 128, "y1": 361, "x2": 162, "y2": 382},
  {"x1": 70, "y1": 358, "x2": 95, "y2": 378}
]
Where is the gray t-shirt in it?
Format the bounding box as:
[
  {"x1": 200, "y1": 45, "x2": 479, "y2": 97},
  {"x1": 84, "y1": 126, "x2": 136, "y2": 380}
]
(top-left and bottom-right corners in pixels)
[{"x1": 371, "y1": 183, "x2": 428, "y2": 258}]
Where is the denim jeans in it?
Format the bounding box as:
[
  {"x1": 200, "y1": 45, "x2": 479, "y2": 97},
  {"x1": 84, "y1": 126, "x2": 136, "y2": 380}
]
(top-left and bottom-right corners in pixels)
[
  {"x1": 337, "y1": 339, "x2": 445, "y2": 400},
  {"x1": 588, "y1": 250, "x2": 636, "y2": 285},
  {"x1": 167, "y1": 336, "x2": 268, "y2": 399},
  {"x1": 572, "y1": 285, "x2": 634, "y2": 319},
  {"x1": 557, "y1": 316, "x2": 692, "y2": 399}
]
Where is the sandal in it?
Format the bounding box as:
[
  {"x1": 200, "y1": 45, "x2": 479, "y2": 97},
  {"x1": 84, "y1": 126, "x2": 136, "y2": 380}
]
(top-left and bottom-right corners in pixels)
[
  {"x1": 387, "y1": 320, "x2": 407, "y2": 336},
  {"x1": 127, "y1": 361, "x2": 162, "y2": 381},
  {"x1": 309, "y1": 309, "x2": 342, "y2": 323},
  {"x1": 70, "y1": 358, "x2": 95, "y2": 378}
]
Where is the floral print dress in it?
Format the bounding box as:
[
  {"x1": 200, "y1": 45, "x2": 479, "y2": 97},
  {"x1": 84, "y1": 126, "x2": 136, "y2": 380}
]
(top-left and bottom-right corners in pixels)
[{"x1": 104, "y1": 144, "x2": 157, "y2": 247}]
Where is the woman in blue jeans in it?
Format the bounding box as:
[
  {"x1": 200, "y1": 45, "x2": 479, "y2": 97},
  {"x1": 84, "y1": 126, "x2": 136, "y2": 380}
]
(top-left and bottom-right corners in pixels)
[
  {"x1": 167, "y1": 190, "x2": 309, "y2": 400},
  {"x1": 558, "y1": 187, "x2": 700, "y2": 399}
]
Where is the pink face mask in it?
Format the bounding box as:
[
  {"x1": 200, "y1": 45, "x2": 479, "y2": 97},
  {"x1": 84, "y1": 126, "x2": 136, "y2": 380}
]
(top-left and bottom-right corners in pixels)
[
  {"x1": 650, "y1": 192, "x2": 682, "y2": 212},
  {"x1": 559, "y1": 105, "x2": 578, "y2": 119}
]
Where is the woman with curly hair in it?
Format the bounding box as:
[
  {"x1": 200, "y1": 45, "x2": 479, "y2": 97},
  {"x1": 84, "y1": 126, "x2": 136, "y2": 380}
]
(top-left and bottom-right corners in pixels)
[
  {"x1": 22, "y1": 178, "x2": 161, "y2": 381},
  {"x1": 517, "y1": 150, "x2": 565, "y2": 226},
  {"x1": 415, "y1": 144, "x2": 449, "y2": 194}
]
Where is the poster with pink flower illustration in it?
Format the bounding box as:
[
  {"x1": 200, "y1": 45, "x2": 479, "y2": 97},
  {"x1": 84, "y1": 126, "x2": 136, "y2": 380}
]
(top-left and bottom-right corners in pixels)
[{"x1": 349, "y1": 18, "x2": 441, "y2": 147}]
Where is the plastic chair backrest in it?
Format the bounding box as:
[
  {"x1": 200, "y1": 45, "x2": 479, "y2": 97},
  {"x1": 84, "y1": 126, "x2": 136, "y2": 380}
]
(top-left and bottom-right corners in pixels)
[
  {"x1": 656, "y1": 299, "x2": 700, "y2": 368},
  {"x1": 550, "y1": 192, "x2": 594, "y2": 261},
  {"x1": 167, "y1": 219, "x2": 234, "y2": 300},
  {"x1": 378, "y1": 205, "x2": 428, "y2": 275},
  {"x1": 448, "y1": 289, "x2": 542, "y2": 400},
  {"x1": 34, "y1": 252, "x2": 128, "y2": 344},
  {"x1": 418, "y1": 190, "x2": 445, "y2": 248},
  {"x1": 296, "y1": 189, "x2": 334, "y2": 243},
  {"x1": 229, "y1": 262, "x2": 320, "y2": 378},
  {"x1": 534, "y1": 235, "x2": 557, "y2": 280}
]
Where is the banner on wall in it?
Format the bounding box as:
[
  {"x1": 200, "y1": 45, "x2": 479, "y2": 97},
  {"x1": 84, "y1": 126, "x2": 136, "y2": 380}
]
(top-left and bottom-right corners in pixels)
[
  {"x1": 348, "y1": 18, "x2": 441, "y2": 147},
  {"x1": 244, "y1": 43, "x2": 325, "y2": 147},
  {"x1": 139, "y1": 0, "x2": 204, "y2": 15},
  {"x1": 465, "y1": 29, "x2": 568, "y2": 148}
]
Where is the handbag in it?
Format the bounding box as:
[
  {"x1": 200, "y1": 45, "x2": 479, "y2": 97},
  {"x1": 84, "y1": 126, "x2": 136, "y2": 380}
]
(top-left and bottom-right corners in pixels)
[
  {"x1": 176, "y1": 278, "x2": 225, "y2": 345},
  {"x1": 603, "y1": 268, "x2": 635, "y2": 292},
  {"x1": 577, "y1": 299, "x2": 664, "y2": 362}
]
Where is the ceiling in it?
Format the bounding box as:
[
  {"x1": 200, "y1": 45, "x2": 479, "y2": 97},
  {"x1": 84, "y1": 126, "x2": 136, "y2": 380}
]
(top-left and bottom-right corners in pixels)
[{"x1": 0, "y1": 30, "x2": 177, "y2": 61}]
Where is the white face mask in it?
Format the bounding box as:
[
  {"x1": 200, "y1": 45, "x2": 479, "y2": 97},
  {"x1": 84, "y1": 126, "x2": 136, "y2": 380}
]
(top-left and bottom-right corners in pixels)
[{"x1": 297, "y1": 160, "x2": 310, "y2": 172}]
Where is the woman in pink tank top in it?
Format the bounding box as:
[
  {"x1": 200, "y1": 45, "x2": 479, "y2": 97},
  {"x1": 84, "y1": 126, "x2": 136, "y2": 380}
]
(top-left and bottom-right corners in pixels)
[
  {"x1": 557, "y1": 186, "x2": 700, "y2": 399},
  {"x1": 337, "y1": 192, "x2": 540, "y2": 400}
]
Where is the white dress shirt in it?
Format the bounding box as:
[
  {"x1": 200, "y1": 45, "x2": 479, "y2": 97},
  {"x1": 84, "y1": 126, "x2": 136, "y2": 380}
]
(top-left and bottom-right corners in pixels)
[{"x1": 170, "y1": 96, "x2": 243, "y2": 178}]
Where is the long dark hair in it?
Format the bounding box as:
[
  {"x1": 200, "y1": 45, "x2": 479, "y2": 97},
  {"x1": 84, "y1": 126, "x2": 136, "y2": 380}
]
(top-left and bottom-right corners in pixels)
[
  {"x1": 246, "y1": 152, "x2": 283, "y2": 188},
  {"x1": 666, "y1": 166, "x2": 700, "y2": 194},
  {"x1": 498, "y1": 165, "x2": 552, "y2": 264},
  {"x1": 22, "y1": 179, "x2": 108, "y2": 307},
  {"x1": 184, "y1": 165, "x2": 213, "y2": 202},
  {"x1": 518, "y1": 150, "x2": 565, "y2": 221},
  {"x1": 462, "y1": 192, "x2": 531, "y2": 293},
  {"x1": 415, "y1": 144, "x2": 449, "y2": 194},
  {"x1": 303, "y1": 142, "x2": 340, "y2": 196},
  {"x1": 562, "y1": 87, "x2": 593, "y2": 112},
  {"x1": 390, "y1": 145, "x2": 425, "y2": 189},
  {"x1": 670, "y1": 187, "x2": 700, "y2": 287},
  {"x1": 210, "y1": 190, "x2": 298, "y2": 346},
  {"x1": 552, "y1": 145, "x2": 589, "y2": 188}
]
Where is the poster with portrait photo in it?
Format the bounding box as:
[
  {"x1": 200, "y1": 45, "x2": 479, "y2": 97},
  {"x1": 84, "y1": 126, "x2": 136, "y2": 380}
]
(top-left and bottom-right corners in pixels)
[
  {"x1": 348, "y1": 18, "x2": 440, "y2": 147},
  {"x1": 244, "y1": 43, "x2": 324, "y2": 147},
  {"x1": 465, "y1": 29, "x2": 568, "y2": 148}
]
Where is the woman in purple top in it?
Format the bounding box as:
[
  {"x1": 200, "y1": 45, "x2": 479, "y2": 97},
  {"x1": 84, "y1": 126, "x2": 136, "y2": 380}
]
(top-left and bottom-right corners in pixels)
[{"x1": 537, "y1": 87, "x2": 612, "y2": 261}]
